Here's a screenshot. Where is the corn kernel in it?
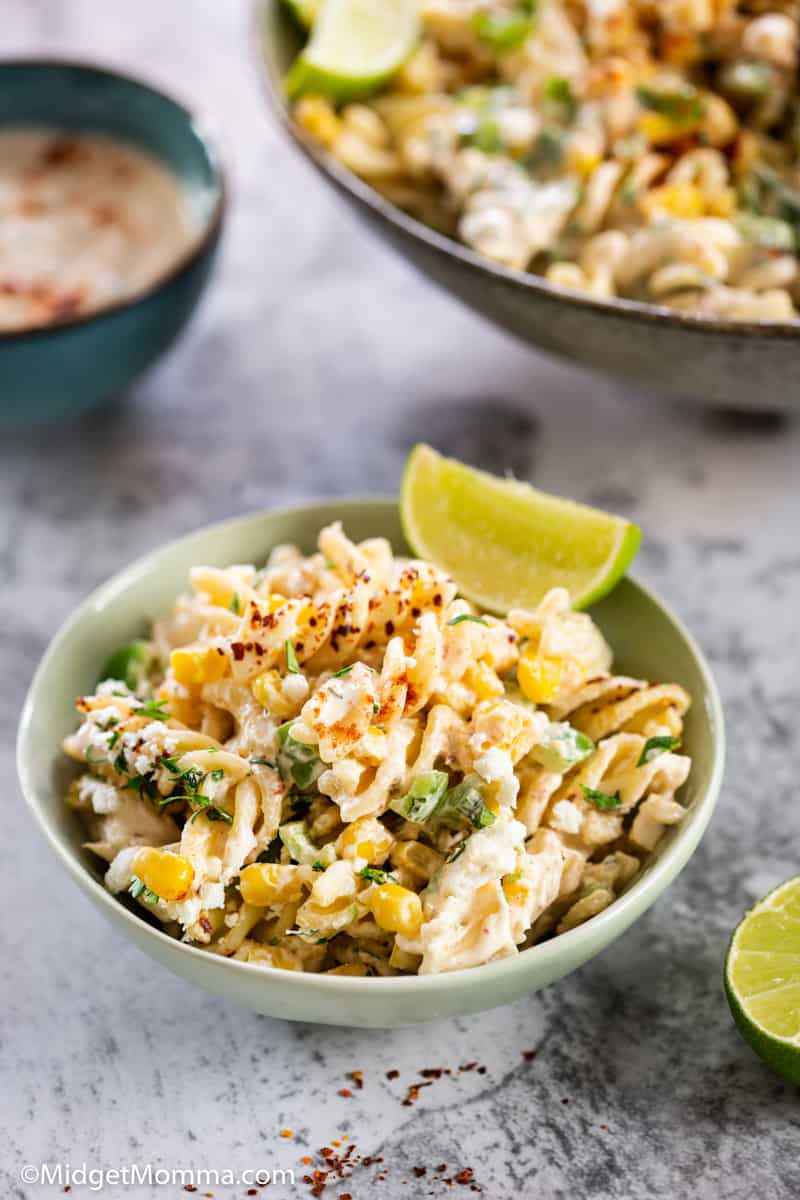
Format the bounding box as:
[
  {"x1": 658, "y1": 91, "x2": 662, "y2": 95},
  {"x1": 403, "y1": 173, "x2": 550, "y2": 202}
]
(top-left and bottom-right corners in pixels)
[
  {"x1": 250, "y1": 669, "x2": 294, "y2": 717},
  {"x1": 517, "y1": 652, "x2": 563, "y2": 703},
  {"x1": 295, "y1": 95, "x2": 342, "y2": 148},
  {"x1": 502, "y1": 873, "x2": 529, "y2": 905},
  {"x1": 369, "y1": 883, "x2": 423, "y2": 936},
  {"x1": 170, "y1": 644, "x2": 230, "y2": 686},
  {"x1": 338, "y1": 818, "x2": 393, "y2": 864},
  {"x1": 638, "y1": 111, "x2": 701, "y2": 146},
  {"x1": 568, "y1": 148, "x2": 602, "y2": 178},
  {"x1": 239, "y1": 863, "x2": 304, "y2": 907},
  {"x1": 705, "y1": 187, "x2": 735, "y2": 218},
  {"x1": 464, "y1": 661, "x2": 505, "y2": 702},
  {"x1": 133, "y1": 848, "x2": 194, "y2": 901},
  {"x1": 640, "y1": 183, "x2": 705, "y2": 220}
]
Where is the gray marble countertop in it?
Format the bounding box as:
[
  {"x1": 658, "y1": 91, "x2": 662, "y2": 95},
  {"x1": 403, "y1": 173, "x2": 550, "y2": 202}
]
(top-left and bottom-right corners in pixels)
[{"x1": 3, "y1": 2, "x2": 800, "y2": 1197}]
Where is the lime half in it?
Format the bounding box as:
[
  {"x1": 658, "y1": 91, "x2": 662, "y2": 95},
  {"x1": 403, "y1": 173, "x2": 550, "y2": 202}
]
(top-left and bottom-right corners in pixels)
[
  {"x1": 400, "y1": 444, "x2": 640, "y2": 613},
  {"x1": 286, "y1": 0, "x2": 419, "y2": 103},
  {"x1": 725, "y1": 876, "x2": 800, "y2": 1084},
  {"x1": 281, "y1": 0, "x2": 319, "y2": 29}
]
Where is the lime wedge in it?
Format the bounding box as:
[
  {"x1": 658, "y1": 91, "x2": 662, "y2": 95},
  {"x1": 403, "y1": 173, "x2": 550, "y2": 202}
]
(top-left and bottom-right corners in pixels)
[
  {"x1": 281, "y1": 0, "x2": 319, "y2": 29},
  {"x1": 400, "y1": 444, "x2": 640, "y2": 612},
  {"x1": 286, "y1": 0, "x2": 419, "y2": 103},
  {"x1": 725, "y1": 877, "x2": 800, "y2": 1084}
]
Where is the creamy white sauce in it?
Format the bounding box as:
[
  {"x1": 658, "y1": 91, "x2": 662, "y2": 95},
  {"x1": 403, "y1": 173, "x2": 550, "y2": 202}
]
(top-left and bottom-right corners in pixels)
[{"x1": 0, "y1": 128, "x2": 199, "y2": 331}]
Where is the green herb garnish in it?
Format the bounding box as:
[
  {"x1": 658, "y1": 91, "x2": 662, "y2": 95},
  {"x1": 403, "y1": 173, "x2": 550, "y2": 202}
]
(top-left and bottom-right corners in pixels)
[
  {"x1": 447, "y1": 614, "x2": 488, "y2": 627},
  {"x1": 581, "y1": 784, "x2": 622, "y2": 811},
  {"x1": 359, "y1": 866, "x2": 399, "y2": 885},
  {"x1": 637, "y1": 735, "x2": 681, "y2": 767},
  {"x1": 210, "y1": 768, "x2": 225, "y2": 782},
  {"x1": 256, "y1": 836, "x2": 283, "y2": 864},
  {"x1": 230, "y1": 592, "x2": 241, "y2": 615},
  {"x1": 332, "y1": 664, "x2": 355, "y2": 677},
  {"x1": 135, "y1": 698, "x2": 170, "y2": 722},
  {"x1": 285, "y1": 640, "x2": 301, "y2": 674}
]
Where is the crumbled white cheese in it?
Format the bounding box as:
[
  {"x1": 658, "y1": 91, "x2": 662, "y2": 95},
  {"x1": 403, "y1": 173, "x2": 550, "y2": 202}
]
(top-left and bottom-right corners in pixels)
[
  {"x1": 199, "y1": 881, "x2": 225, "y2": 910},
  {"x1": 281, "y1": 673, "x2": 310, "y2": 704},
  {"x1": 474, "y1": 747, "x2": 513, "y2": 783},
  {"x1": 78, "y1": 775, "x2": 119, "y2": 815},
  {"x1": 550, "y1": 799, "x2": 584, "y2": 835},
  {"x1": 105, "y1": 846, "x2": 140, "y2": 893}
]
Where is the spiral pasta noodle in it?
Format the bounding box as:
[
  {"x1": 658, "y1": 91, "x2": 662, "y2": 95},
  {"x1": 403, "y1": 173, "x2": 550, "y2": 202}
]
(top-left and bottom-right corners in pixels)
[{"x1": 62, "y1": 523, "x2": 693, "y2": 976}]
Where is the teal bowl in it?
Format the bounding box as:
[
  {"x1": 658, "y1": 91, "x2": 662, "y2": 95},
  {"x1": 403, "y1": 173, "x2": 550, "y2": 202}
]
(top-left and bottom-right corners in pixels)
[
  {"x1": 0, "y1": 60, "x2": 225, "y2": 428},
  {"x1": 17, "y1": 500, "x2": 725, "y2": 1027}
]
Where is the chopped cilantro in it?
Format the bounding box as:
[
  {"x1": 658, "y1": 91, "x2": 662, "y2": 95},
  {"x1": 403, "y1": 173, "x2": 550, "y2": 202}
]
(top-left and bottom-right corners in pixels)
[
  {"x1": 135, "y1": 698, "x2": 170, "y2": 722},
  {"x1": 106, "y1": 729, "x2": 121, "y2": 750},
  {"x1": 256, "y1": 836, "x2": 283, "y2": 864},
  {"x1": 210, "y1": 768, "x2": 225, "y2": 782},
  {"x1": 312, "y1": 860, "x2": 326, "y2": 872},
  {"x1": 250, "y1": 756, "x2": 277, "y2": 768},
  {"x1": 637, "y1": 735, "x2": 681, "y2": 767},
  {"x1": 581, "y1": 784, "x2": 622, "y2": 811},
  {"x1": 447, "y1": 614, "x2": 488, "y2": 627},
  {"x1": 229, "y1": 592, "x2": 241, "y2": 615},
  {"x1": 332, "y1": 664, "x2": 355, "y2": 677},
  {"x1": 359, "y1": 866, "x2": 398, "y2": 885}
]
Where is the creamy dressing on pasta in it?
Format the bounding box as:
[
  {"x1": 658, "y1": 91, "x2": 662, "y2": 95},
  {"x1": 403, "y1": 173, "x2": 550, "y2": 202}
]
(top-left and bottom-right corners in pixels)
[{"x1": 0, "y1": 128, "x2": 199, "y2": 331}]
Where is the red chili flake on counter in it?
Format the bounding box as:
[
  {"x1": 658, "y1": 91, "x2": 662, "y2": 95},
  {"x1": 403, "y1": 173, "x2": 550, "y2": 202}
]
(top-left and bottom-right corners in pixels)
[
  {"x1": 476, "y1": 1067, "x2": 486, "y2": 1075},
  {"x1": 349, "y1": 1070, "x2": 364, "y2": 1089},
  {"x1": 436, "y1": 1164, "x2": 447, "y2": 1172},
  {"x1": 386, "y1": 1069, "x2": 399, "y2": 1080},
  {"x1": 402, "y1": 1080, "x2": 433, "y2": 1106},
  {"x1": 460, "y1": 1061, "x2": 478, "y2": 1072},
  {"x1": 456, "y1": 1169, "x2": 474, "y2": 1186},
  {"x1": 522, "y1": 1050, "x2": 537, "y2": 1061},
  {"x1": 561, "y1": 1097, "x2": 570, "y2": 1105},
  {"x1": 420, "y1": 1067, "x2": 446, "y2": 1079},
  {"x1": 339, "y1": 1088, "x2": 352, "y2": 1098},
  {"x1": 302, "y1": 1157, "x2": 312, "y2": 1165},
  {"x1": 413, "y1": 1167, "x2": 427, "y2": 1178},
  {"x1": 247, "y1": 1190, "x2": 259, "y2": 1196},
  {"x1": 183, "y1": 1188, "x2": 197, "y2": 1194}
]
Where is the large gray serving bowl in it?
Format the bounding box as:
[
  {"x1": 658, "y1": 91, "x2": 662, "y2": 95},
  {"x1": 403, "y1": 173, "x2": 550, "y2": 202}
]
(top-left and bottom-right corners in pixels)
[
  {"x1": 255, "y1": 0, "x2": 799, "y2": 411},
  {"x1": 18, "y1": 500, "x2": 724, "y2": 1027}
]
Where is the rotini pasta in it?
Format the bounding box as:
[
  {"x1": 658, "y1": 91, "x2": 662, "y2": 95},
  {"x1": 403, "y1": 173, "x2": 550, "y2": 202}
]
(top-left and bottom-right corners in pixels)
[
  {"x1": 63, "y1": 523, "x2": 692, "y2": 976},
  {"x1": 292, "y1": 0, "x2": 800, "y2": 321}
]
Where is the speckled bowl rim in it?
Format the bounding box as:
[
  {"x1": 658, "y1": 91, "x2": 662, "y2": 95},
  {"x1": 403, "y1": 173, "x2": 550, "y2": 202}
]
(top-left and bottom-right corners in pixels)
[
  {"x1": 252, "y1": 0, "x2": 800, "y2": 341},
  {"x1": 17, "y1": 498, "x2": 725, "y2": 1004},
  {"x1": 0, "y1": 56, "x2": 227, "y2": 344}
]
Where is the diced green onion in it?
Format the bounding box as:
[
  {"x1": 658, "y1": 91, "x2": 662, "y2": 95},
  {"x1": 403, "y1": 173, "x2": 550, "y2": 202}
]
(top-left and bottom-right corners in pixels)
[
  {"x1": 718, "y1": 60, "x2": 772, "y2": 102},
  {"x1": 437, "y1": 775, "x2": 496, "y2": 829},
  {"x1": 530, "y1": 722, "x2": 595, "y2": 773},
  {"x1": 390, "y1": 770, "x2": 449, "y2": 822},
  {"x1": 277, "y1": 719, "x2": 325, "y2": 792},
  {"x1": 471, "y1": 7, "x2": 532, "y2": 52},
  {"x1": 279, "y1": 820, "x2": 336, "y2": 866}
]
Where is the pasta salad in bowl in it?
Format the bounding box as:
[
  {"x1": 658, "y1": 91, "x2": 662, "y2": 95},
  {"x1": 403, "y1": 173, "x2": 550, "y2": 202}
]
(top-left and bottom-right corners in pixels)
[
  {"x1": 18, "y1": 500, "x2": 723, "y2": 1024},
  {"x1": 256, "y1": 0, "x2": 800, "y2": 409}
]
